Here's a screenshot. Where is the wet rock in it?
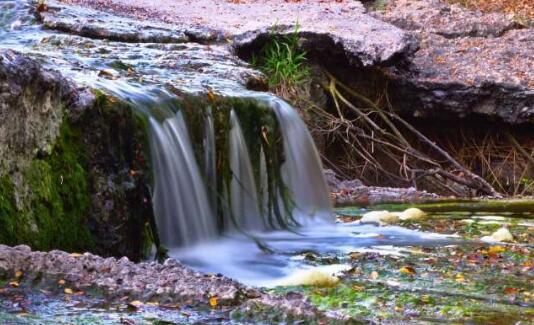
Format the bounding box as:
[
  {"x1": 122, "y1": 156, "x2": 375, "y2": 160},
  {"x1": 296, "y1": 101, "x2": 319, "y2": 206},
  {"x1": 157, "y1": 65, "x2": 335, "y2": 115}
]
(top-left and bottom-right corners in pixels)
[
  {"x1": 0, "y1": 50, "x2": 153, "y2": 260},
  {"x1": 0, "y1": 244, "x2": 340, "y2": 322},
  {"x1": 324, "y1": 169, "x2": 364, "y2": 192},
  {"x1": 38, "y1": 1, "x2": 198, "y2": 43},
  {"x1": 335, "y1": 185, "x2": 439, "y2": 206}
]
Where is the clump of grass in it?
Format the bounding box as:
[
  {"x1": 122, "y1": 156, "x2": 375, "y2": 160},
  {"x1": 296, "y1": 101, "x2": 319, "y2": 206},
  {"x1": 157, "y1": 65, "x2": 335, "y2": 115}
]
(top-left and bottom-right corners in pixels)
[{"x1": 253, "y1": 24, "x2": 311, "y2": 91}]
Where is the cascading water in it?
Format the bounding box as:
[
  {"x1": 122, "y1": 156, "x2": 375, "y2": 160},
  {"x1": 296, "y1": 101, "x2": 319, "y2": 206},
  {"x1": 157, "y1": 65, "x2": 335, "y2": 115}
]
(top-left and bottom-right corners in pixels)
[
  {"x1": 1, "y1": 0, "x2": 461, "y2": 287},
  {"x1": 149, "y1": 111, "x2": 218, "y2": 247},
  {"x1": 268, "y1": 97, "x2": 333, "y2": 223},
  {"x1": 228, "y1": 110, "x2": 263, "y2": 231}
]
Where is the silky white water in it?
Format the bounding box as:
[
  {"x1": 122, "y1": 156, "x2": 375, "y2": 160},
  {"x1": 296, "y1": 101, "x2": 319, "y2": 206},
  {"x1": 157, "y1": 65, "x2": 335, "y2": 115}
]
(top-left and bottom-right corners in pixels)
[{"x1": 228, "y1": 110, "x2": 263, "y2": 231}]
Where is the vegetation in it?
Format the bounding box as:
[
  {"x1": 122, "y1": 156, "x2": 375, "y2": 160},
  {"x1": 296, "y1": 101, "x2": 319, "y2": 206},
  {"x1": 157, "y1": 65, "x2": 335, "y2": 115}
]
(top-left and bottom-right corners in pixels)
[
  {"x1": 0, "y1": 120, "x2": 95, "y2": 252},
  {"x1": 252, "y1": 25, "x2": 311, "y2": 92}
]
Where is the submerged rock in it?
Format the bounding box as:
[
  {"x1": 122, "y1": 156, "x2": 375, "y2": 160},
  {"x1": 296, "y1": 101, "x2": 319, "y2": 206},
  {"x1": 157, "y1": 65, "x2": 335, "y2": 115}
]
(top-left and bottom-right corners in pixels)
[{"x1": 273, "y1": 267, "x2": 342, "y2": 288}]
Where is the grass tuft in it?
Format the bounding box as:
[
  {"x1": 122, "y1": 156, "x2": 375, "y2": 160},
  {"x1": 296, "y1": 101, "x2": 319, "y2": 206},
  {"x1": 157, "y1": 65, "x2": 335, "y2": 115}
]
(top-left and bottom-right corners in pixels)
[{"x1": 253, "y1": 24, "x2": 311, "y2": 91}]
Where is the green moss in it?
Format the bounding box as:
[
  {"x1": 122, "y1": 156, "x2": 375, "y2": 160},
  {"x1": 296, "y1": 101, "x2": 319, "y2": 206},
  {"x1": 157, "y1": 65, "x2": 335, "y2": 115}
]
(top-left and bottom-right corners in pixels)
[
  {"x1": 0, "y1": 176, "x2": 18, "y2": 245},
  {"x1": 0, "y1": 120, "x2": 95, "y2": 252}
]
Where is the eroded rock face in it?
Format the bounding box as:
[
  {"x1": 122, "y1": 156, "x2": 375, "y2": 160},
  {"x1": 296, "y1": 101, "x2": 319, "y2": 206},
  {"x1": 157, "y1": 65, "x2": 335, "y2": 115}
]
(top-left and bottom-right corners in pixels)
[
  {"x1": 375, "y1": 0, "x2": 533, "y2": 124},
  {"x1": 51, "y1": 0, "x2": 532, "y2": 125},
  {"x1": 0, "y1": 50, "x2": 67, "y2": 175}
]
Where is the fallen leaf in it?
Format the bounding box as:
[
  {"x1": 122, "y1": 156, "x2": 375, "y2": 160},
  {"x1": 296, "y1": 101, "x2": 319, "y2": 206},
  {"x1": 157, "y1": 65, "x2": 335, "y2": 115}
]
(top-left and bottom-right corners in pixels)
[
  {"x1": 162, "y1": 303, "x2": 180, "y2": 309},
  {"x1": 488, "y1": 245, "x2": 505, "y2": 254},
  {"x1": 504, "y1": 287, "x2": 518, "y2": 295},
  {"x1": 455, "y1": 274, "x2": 465, "y2": 283},
  {"x1": 352, "y1": 284, "x2": 364, "y2": 291},
  {"x1": 349, "y1": 252, "x2": 363, "y2": 260},
  {"x1": 69, "y1": 253, "x2": 83, "y2": 258},
  {"x1": 58, "y1": 279, "x2": 66, "y2": 286},
  {"x1": 64, "y1": 288, "x2": 73, "y2": 294},
  {"x1": 207, "y1": 90, "x2": 216, "y2": 102},
  {"x1": 209, "y1": 296, "x2": 218, "y2": 308},
  {"x1": 9, "y1": 281, "x2": 19, "y2": 288},
  {"x1": 421, "y1": 295, "x2": 431, "y2": 303},
  {"x1": 370, "y1": 271, "x2": 379, "y2": 280},
  {"x1": 128, "y1": 300, "x2": 143, "y2": 309},
  {"x1": 15, "y1": 270, "x2": 23, "y2": 278},
  {"x1": 399, "y1": 266, "x2": 417, "y2": 275}
]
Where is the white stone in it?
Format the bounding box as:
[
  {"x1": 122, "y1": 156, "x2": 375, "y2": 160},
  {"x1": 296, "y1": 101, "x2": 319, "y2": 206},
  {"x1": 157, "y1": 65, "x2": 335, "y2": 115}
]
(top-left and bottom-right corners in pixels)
[
  {"x1": 399, "y1": 208, "x2": 427, "y2": 221},
  {"x1": 481, "y1": 227, "x2": 514, "y2": 243},
  {"x1": 360, "y1": 210, "x2": 399, "y2": 225}
]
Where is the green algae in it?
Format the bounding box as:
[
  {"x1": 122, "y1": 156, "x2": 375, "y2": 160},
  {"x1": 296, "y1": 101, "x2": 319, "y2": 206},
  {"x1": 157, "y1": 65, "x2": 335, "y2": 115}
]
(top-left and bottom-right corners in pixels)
[
  {"x1": 0, "y1": 120, "x2": 94, "y2": 252},
  {"x1": 0, "y1": 176, "x2": 17, "y2": 245},
  {"x1": 358, "y1": 200, "x2": 534, "y2": 215},
  {"x1": 176, "y1": 93, "x2": 296, "y2": 233},
  {"x1": 265, "y1": 208, "x2": 534, "y2": 323}
]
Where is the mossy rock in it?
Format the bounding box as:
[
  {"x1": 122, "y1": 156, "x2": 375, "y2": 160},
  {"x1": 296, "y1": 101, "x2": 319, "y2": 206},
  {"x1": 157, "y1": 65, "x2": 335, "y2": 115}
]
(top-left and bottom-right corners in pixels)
[{"x1": 0, "y1": 120, "x2": 95, "y2": 252}]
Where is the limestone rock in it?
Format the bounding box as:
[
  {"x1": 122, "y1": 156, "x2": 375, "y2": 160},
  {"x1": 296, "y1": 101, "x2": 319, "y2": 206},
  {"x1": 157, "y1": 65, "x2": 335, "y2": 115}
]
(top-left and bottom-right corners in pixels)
[
  {"x1": 0, "y1": 50, "x2": 68, "y2": 175},
  {"x1": 376, "y1": 0, "x2": 519, "y2": 38},
  {"x1": 375, "y1": 0, "x2": 533, "y2": 124},
  {"x1": 50, "y1": 0, "x2": 417, "y2": 67}
]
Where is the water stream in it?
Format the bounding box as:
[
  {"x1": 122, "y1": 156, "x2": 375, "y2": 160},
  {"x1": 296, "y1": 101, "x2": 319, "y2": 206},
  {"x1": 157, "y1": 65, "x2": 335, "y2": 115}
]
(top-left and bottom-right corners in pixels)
[
  {"x1": 0, "y1": 0, "x2": 463, "y2": 285},
  {"x1": 1, "y1": 1, "x2": 532, "y2": 323}
]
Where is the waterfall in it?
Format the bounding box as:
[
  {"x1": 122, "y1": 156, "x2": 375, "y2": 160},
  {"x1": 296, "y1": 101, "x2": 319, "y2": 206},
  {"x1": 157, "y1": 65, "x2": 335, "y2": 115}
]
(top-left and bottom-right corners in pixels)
[
  {"x1": 149, "y1": 111, "x2": 217, "y2": 247},
  {"x1": 203, "y1": 107, "x2": 217, "y2": 215},
  {"x1": 268, "y1": 97, "x2": 333, "y2": 223},
  {"x1": 86, "y1": 83, "x2": 332, "y2": 247},
  {"x1": 228, "y1": 110, "x2": 263, "y2": 231}
]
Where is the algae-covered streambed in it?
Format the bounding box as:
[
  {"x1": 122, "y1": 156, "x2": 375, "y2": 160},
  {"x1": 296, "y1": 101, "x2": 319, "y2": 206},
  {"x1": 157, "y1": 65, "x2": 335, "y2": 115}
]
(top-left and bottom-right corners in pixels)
[{"x1": 270, "y1": 204, "x2": 533, "y2": 323}]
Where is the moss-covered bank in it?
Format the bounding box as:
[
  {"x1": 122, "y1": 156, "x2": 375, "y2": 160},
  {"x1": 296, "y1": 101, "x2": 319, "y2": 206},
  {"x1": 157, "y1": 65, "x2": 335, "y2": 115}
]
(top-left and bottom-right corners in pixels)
[
  {"x1": 0, "y1": 119, "x2": 94, "y2": 252},
  {"x1": 0, "y1": 61, "x2": 154, "y2": 260}
]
